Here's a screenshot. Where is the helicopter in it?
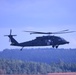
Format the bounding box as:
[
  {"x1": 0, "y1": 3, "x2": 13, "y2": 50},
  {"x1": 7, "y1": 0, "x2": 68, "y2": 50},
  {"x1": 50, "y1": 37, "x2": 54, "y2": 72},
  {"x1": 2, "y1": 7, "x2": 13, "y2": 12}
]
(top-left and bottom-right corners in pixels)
[{"x1": 4, "y1": 29, "x2": 75, "y2": 50}]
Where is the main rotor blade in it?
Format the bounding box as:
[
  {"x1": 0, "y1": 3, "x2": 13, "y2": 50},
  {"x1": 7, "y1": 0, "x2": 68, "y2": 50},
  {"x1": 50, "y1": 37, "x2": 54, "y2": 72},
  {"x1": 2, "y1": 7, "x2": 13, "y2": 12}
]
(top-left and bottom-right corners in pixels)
[
  {"x1": 52, "y1": 31, "x2": 76, "y2": 34},
  {"x1": 24, "y1": 31, "x2": 52, "y2": 34},
  {"x1": 24, "y1": 30, "x2": 75, "y2": 35},
  {"x1": 56, "y1": 29, "x2": 69, "y2": 32}
]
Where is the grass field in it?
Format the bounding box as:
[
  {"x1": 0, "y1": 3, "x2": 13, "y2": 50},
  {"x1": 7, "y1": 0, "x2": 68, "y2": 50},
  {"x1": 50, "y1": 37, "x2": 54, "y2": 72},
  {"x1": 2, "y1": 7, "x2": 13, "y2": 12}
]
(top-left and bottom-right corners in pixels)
[
  {"x1": 2, "y1": 73, "x2": 76, "y2": 75},
  {"x1": 48, "y1": 72, "x2": 76, "y2": 75}
]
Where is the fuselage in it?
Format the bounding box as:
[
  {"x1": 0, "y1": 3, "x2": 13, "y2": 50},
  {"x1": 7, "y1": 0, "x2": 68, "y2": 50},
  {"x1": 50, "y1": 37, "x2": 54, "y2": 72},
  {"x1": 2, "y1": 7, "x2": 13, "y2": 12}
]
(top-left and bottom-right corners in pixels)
[{"x1": 11, "y1": 35, "x2": 69, "y2": 48}]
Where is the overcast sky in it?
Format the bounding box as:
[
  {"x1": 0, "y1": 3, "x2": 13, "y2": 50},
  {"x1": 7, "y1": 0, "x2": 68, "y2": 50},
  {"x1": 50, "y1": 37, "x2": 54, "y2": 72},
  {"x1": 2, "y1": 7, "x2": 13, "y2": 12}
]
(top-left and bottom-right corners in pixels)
[{"x1": 0, "y1": 0, "x2": 76, "y2": 51}]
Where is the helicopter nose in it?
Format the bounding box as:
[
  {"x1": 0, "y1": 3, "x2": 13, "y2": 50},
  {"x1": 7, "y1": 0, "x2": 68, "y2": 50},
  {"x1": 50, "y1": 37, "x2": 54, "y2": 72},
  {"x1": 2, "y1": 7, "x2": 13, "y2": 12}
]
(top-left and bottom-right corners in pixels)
[{"x1": 66, "y1": 41, "x2": 69, "y2": 44}]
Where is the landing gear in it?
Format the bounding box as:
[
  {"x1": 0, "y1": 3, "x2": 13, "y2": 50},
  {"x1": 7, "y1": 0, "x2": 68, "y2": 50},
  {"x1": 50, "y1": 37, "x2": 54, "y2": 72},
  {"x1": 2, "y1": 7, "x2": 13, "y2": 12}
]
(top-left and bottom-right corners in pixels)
[
  {"x1": 52, "y1": 45, "x2": 55, "y2": 48},
  {"x1": 56, "y1": 45, "x2": 58, "y2": 48},
  {"x1": 20, "y1": 47, "x2": 24, "y2": 51},
  {"x1": 52, "y1": 45, "x2": 59, "y2": 49}
]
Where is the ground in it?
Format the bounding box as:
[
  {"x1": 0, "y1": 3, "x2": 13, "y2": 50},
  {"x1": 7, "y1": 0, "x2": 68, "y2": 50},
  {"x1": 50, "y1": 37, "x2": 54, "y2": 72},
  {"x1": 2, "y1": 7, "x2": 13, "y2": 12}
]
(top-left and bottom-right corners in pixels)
[
  {"x1": 48, "y1": 72, "x2": 76, "y2": 75},
  {"x1": 2, "y1": 73, "x2": 76, "y2": 75}
]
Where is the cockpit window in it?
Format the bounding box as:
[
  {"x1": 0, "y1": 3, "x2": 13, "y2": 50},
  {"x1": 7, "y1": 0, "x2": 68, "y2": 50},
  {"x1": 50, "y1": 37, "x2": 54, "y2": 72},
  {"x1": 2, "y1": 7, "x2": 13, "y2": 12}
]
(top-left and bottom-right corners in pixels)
[{"x1": 58, "y1": 37, "x2": 66, "y2": 41}]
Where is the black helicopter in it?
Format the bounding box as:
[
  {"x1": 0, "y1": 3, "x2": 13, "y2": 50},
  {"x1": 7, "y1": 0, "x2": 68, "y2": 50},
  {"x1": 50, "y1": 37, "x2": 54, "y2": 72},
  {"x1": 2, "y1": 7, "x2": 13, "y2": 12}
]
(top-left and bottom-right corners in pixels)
[{"x1": 5, "y1": 29, "x2": 75, "y2": 50}]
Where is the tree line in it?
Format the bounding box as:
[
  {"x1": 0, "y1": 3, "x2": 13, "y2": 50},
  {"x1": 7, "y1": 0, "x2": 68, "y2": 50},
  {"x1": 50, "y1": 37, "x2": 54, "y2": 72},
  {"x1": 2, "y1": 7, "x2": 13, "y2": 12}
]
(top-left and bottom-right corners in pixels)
[{"x1": 0, "y1": 59, "x2": 76, "y2": 74}]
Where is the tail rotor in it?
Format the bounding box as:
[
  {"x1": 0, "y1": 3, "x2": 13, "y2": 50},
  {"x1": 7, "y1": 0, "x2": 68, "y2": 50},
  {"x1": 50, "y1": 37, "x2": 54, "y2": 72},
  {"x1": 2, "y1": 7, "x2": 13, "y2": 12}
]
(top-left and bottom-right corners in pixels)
[
  {"x1": 4, "y1": 29, "x2": 17, "y2": 42},
  {"x1": 10, "y1": 29, "x2": 12, "y2": 35}
]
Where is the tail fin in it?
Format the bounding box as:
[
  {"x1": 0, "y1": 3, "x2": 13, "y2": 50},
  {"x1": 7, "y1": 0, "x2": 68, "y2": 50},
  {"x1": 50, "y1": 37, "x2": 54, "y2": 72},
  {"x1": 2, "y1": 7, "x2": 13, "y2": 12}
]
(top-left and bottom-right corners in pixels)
[
  {"x1": 4, "y1": 29, "x2": 19, "y2": 45},
  {"x1": 8, "y1": 35, "x2": 18, "y2": 45}
]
